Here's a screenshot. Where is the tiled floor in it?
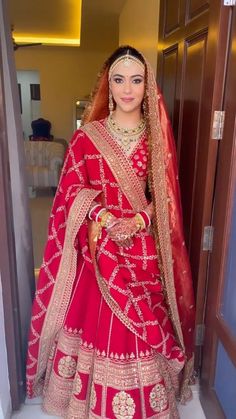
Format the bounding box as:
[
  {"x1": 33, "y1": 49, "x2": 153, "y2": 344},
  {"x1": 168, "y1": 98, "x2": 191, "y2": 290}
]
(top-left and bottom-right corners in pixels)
[{"x1": 11, "y1": 384, "x2": 206, "y2": 419}]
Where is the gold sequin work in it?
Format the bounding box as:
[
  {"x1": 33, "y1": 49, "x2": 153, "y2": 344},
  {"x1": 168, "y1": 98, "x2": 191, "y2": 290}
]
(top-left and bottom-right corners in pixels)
[
  {"x1": 90, "y1": 383, "x2": 97, "y2": 410},
  {"x1": 112, "y1": 391, "x2": 136, "y2": 419},
  {"x1": 149, "y1": 383, "x2": 168, "y2": 413},
  {"x1": 58, "y1": 355, "x2": 76, "y2": 378},
  {"x1": 73, "y1": 373, "x2": 82, "y2": 394}
]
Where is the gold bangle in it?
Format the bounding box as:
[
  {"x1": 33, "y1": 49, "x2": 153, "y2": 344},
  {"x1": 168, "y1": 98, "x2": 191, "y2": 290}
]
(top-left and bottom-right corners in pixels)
[
  {"x1": 100, "y1": 211, "x2": 113, "y2": 228},
  {"x1": 134, "y1": 213, "x2": 145, "y2": 230}
]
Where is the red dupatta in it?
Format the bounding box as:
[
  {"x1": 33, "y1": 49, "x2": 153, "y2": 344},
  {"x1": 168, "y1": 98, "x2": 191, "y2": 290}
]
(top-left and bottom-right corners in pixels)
[{"x1": 83, "y1": 57, "x2": 195, "y2": 400}]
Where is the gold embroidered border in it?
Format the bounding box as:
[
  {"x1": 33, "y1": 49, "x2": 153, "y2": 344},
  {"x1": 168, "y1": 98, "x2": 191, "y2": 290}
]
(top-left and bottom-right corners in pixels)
[
  {"x1": 146, "y1": 61, "x2": 184, "y2": 350},
  {"x1": 82, "y1": 122, "x2": 147, "y2": 212},
  {"x1": 42, "y1": 334, "x2": 180, "y2": 418},
  {"x1": 34, "y1": 188, "x2": 100, "y2": 394},
  {"x1": 179, "y1": 355, "x2": 194, "y2": 403}
]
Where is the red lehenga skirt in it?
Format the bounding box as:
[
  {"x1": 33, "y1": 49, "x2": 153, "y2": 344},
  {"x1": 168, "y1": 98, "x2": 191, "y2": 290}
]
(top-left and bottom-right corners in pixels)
[{"x1": 41, "y1": 227, "x2": 184, "y2": 419}]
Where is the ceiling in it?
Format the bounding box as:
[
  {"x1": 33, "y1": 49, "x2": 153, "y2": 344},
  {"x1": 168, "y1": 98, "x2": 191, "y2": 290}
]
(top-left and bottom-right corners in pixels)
[{"x1": 7, "y1": 0, "x2": 126, "y2": 48}]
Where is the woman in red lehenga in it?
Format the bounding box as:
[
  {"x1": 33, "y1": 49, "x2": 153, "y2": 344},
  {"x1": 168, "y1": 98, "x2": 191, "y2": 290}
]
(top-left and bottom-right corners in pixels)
[{"x1": 26, "y1": 46, "x2": 195, "y2": 418}]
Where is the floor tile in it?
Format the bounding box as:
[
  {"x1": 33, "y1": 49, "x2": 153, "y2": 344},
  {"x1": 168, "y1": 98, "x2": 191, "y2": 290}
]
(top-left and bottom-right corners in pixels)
[
  {"x1": 11, "y1": 404, "x2": 59, "y2": 418},
  {"x1": 178, "y1": 391, "x2": 206, "y2": 419}
]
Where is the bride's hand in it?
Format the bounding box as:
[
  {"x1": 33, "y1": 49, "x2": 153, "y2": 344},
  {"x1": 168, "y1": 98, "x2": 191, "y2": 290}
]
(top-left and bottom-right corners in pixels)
[{"x1": 106, "y1": 217, "x2": 140, "y2": 247}]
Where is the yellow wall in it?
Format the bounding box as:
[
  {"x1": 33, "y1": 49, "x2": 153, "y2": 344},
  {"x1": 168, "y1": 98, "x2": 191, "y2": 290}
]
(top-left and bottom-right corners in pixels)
[
  {"x1": 14, "y1": 46, "x2": 115, "y2": 141},
  {"x1": 119, "y1": 0, "x2": 160, "y2": 74},
  {"x1": 14, "y1": 2, "x2": 161, "y2": 140}
]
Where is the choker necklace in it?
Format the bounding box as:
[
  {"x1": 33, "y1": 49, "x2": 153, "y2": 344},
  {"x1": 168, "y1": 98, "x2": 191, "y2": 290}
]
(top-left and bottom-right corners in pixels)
[
  {"x1": 106, "y1": 115, "x2": 146, "y2": 152},
  {"x1": 107, "y1": 114, "x2": 145, "y2": 136}
]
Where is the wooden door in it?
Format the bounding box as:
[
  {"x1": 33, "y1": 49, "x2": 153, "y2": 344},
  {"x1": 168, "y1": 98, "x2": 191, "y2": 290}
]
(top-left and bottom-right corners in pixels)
[
  {"x1": 157, "y1": 0, "x2": 211, "y2": 296},
  {"x1": 201, "y1": 5, "x2": 236, "y2": 418},
  {"x1": 157, "y1": 0, "x2": 231, "y2": 371}
]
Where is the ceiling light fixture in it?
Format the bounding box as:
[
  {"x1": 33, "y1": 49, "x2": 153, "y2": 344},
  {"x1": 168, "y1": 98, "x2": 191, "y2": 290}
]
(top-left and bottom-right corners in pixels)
[{"x1": 14, "y1": 36, "x2": 80, "y2": 47}]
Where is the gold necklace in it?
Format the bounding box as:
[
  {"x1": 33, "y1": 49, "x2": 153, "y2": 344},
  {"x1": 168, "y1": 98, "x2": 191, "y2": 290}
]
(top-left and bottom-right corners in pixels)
[
  {"x1": 107, "y1": 115, "x2": 145, "y2": 136},
  {"x1": 106, "y1": 115, "x2": 146, "y2": 150}
]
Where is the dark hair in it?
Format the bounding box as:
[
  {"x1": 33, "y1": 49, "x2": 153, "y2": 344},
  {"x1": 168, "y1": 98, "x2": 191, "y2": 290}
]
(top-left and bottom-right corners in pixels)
[{"x1": 106, "y1": 45, "x2": 145, "y2": 69}]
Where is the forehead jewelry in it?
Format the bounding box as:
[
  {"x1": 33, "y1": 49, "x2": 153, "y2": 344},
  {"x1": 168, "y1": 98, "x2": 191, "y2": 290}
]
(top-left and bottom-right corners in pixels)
[{"x1": 108, "y1": 50, "x2": 145, "y2": 80}]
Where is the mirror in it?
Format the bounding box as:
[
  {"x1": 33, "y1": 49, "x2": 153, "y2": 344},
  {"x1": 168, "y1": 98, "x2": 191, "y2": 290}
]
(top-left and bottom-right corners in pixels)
[{"x1": 75, "y1": 100, "x2": 88, "y2": 129}]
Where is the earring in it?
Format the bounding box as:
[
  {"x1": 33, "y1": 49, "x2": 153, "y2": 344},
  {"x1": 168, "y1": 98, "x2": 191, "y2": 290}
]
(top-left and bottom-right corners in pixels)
[
  {"x1": 142, "y1": 97, "x2": 148, "y2": 119},
  {"x1": 109, "y1": 90, "x2": 114, "y2": 114}
]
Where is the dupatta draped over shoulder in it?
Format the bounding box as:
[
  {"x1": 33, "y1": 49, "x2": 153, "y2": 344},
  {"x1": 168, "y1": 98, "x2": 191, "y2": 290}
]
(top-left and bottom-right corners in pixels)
[{"x1": 26, "y1": 54, "x2": 195, "y2": 417}]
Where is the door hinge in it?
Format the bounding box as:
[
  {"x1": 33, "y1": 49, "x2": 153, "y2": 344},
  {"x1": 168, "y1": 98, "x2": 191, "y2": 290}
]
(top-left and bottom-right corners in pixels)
[
  {"x1": 203, "y1": 226, "x2": 214, "y2": 251},
  {"x1": 224, "y1": 0, "x2": 236, "y2": 5},
  {"x1": 212, "y1": 110, "x2": 225, "y2": 140},
  {"x1": 195, "y1": 324, "x2": 205, "y2": 346}
]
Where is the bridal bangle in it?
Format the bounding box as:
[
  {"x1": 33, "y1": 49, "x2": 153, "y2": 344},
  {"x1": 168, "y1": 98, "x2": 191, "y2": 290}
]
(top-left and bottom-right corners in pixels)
[
  {"x1": 139, "y1": 210, "x2": 151, "y2": 227},
  {"x1": 134, "y1": 213, "x2": 146, "y2": 230},
  {"x1": 99, "y1": 211, "x2": 113, "y2": 228},
  {"x1": 88, "y1": 204, "x2": 102, "y2": 220},
  {"x1": 134, "y1": 211, "x2": 151, "y2": 231}
]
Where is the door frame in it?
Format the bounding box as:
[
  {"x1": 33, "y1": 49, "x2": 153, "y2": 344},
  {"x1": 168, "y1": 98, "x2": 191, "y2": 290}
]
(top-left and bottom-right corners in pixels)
[
  {"x1": 0, "y1": 0, "x2": 35, "y2": 409},
  {"x1": 192, "y1": 0, "x2": 233, "y2": 373},
  {"x1": 0, "y1": 44, "x2": 24, "y2": 410}
]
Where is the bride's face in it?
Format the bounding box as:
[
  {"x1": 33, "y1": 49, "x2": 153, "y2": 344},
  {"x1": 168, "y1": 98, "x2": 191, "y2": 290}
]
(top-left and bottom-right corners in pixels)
[{"x1": 109, "y1": 60, "x2": 145, "y2": 115}]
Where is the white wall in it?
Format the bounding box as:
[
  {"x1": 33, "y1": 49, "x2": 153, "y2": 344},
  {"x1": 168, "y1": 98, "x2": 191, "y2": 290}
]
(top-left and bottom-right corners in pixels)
[
  {"x1": 119, "y1": 0, "x2": 160, "y2": 75},
  {"x1": 0, "y1": 274, "x2": 11, "y2": 419}
]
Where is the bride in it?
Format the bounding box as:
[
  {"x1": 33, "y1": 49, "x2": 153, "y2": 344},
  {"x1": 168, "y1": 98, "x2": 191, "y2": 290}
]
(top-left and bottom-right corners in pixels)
[{"x1": 26, "y1": 45, "x2": 195, "y2": 419}]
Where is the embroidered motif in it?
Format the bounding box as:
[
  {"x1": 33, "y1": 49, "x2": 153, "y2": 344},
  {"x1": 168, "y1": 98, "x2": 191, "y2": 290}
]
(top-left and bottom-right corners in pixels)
[
  {"x1": 112, "y1": 391, "x2": 135, "y2": 418},
  {"x1": 36, "y1": 188, "x2": 100, "y2": 388},
  {"x1": 58, "y1": 355, "x2": 76, "y2": 378},
  {"x1": 82, "y1": 122, "x2": 147, "y2": 212},
  {"x1": 90, "y1": 383, "x2": 97, "y2": 410},
  {"x1": 73, "y1": 373, "x2": 82, "y2": 394},
  {"x1": 149, "y1": 383, "x2": 168, "y2": 413},
  {"x1": 146, "y1": 62, "x2": 184, "y2": 349}
]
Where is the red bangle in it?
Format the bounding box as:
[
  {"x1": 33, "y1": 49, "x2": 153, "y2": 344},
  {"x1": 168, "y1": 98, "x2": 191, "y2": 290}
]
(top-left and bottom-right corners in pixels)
[
  {"x1": 139, "y1": 210, "x2": 151, "y2": 227},
  {"x1": 88, "y1": 204, "x2": 103, "y2": 221}
]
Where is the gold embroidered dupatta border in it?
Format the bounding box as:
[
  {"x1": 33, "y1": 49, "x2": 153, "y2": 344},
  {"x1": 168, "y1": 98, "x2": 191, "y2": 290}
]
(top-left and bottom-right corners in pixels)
[
  {"x1": 84, "y1": 104, "x2": 184, "y2": 353},
  {"x1": 144, "y1": 62, "x2": 195, "y2": 402},
  {"x1": 34, "y1": 188, "x2": 100, "y2": 393},
  {"x1": 82, "y1": 122, "x2": 147, "y2": 212},
  {"x1": 82, "y1": 120, "x2": 184, "y2": 349},
  {"x1": 145, "y1": 62, "x2": 184, "y2": 350},
  {"x1": 81, "y1": 122, "x2": 183, "y2": 352}
]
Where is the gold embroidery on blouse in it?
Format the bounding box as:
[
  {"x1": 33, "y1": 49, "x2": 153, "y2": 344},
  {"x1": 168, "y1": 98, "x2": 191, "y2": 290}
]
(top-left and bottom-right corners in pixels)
[{"x1": 82, "y1": 122, "x2": 147, "y2": 212}]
